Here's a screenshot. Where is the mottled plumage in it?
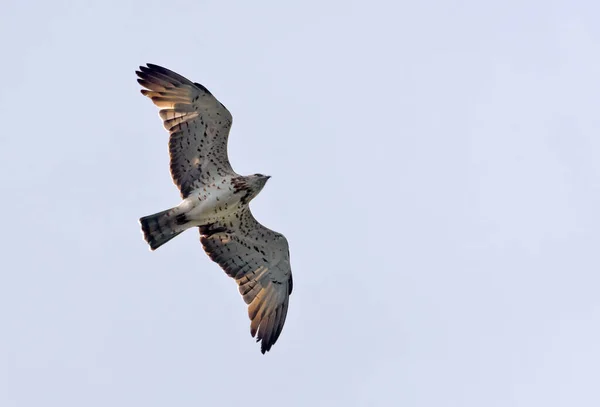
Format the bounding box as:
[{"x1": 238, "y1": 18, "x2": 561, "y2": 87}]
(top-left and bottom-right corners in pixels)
[{"x1": 136, "y1": 64, "x2": 293, "y2": 354}]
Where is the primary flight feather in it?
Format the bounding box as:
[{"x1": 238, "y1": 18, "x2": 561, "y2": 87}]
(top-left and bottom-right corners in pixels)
[{"x1": 136, "y1": 63, "x2": 293, "y2": 354}]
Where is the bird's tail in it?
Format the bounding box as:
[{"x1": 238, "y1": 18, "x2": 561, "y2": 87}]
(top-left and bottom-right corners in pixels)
[{"x1": 139, "y1": 208, "x2": 188, "y2": 250}]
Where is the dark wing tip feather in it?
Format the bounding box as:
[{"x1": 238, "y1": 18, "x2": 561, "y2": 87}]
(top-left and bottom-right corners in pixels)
[
  {"x1": 258, "y1": 310, "x2": 283, "y2": 354},
  {"x1": 144, "y1": 63, "x2": 193, "y2": 84},
  {"x1": 136, "y1": 64, "x2": 217, "y2": 102},
  {"x1": 146, "y1": 63, "x2": 166, "y2": 70},
  {"x1": 252, "y1": 300, "x2": 288, "y2": 355}
]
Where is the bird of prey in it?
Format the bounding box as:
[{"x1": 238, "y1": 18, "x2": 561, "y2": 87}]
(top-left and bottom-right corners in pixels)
[{"x1": 136, "y1": 63, "x2": 293, "y2": 354}]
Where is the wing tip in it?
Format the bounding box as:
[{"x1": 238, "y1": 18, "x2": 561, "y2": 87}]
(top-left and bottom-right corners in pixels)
[
  {"x1": 135, "y1": 63, "x2": 215, "y2": 97},
  {"x1": 137, "y1": 63, "x2": 164, "y2": 72},
  {"x1": 146, "y1": 62, "x2": 163, "y2": 70},
  {"x1": 259, "y1": 335, "x2": 277, "y2": 354}
]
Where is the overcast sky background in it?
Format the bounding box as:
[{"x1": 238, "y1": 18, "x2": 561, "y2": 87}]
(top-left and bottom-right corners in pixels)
[{"x1": 1, "y1": 0, "x2": 599, "y2": 406}]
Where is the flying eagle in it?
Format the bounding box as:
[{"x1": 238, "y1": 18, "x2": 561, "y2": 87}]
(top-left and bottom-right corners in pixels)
[{"x1": 136, "y1": 64, "x2": 293, "y2": 354}]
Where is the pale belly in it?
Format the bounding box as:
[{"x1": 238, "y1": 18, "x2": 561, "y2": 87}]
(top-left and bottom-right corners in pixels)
[{"x1": 176, "y1": 183, "x2": 243, "y2": 226}]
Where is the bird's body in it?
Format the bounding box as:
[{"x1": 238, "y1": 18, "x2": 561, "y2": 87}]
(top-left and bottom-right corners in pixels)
[
  {"x1": 136, "y1": 64, "x2": 293, "y2": 354},
  {"x1": 179, "y1": 181, "x2": 240, "y2": 225},
  {"x1": 140, "y1": 174, "x2": 268, "y2": 249}
]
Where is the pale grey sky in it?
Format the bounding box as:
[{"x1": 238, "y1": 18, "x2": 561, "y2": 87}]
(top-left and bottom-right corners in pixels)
[{"x1": 1, "y1": 0, "x2": 600, "y2": 406}]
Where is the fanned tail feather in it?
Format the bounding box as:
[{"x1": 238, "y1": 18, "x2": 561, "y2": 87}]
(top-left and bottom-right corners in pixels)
[{"x1": 139, "y1": 208, "x2": 188, "y2": 250}]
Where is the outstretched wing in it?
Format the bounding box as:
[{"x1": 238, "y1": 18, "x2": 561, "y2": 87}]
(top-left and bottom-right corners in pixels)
[
  {"x1": 136, "y1": 63, "x2": 236, "y2": 197},
  {"x1": 200, "y1": 209, "x2": 293, "y2": 354}
]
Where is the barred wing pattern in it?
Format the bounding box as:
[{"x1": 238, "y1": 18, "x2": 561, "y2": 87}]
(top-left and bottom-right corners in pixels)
[
  {"x1": 136, "y1": 64, "x2": 236, "y2": 197},
  {"x1": 200, "y1": 209, "x2": 293, "y2": 354}
]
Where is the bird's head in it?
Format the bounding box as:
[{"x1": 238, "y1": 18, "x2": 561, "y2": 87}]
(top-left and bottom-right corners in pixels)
[
  {"x1": 232, "y1": 174, "x2": 271, "y2": 204},
  {"x1": 250, "y1": 173, "x2": 271, "y2": 191}
]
